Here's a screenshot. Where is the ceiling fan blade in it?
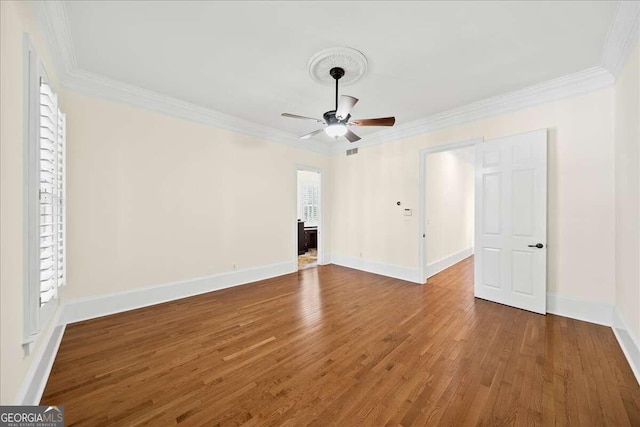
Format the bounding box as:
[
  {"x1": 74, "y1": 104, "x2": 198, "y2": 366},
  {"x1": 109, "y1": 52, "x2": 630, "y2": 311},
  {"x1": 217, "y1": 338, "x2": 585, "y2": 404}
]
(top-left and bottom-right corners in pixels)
[
  {"x1": 336, "y1": 96, "x2": 359, "y2": 120},
  {"x1": 281, "y1": 113, "x2": 324, "y2": 123},
  {"x1": 344, "y1": 129, "x2": 361, "y2": 143},
  {"x1": 350, "y1": 117, "x2": 396, "y2": 127},
  {"x1": 299, "y1": 129, "x2": 325, "y2": 140}
]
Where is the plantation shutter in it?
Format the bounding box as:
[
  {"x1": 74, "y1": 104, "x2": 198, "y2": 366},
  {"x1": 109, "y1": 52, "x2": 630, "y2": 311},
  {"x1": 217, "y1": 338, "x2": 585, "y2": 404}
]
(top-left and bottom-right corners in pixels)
[
  {"x1": 302, "y1": 184, "x2": 319, "y2": 224},
  {"x1": 39, "y1": 78, "x2": 65, "y2": 306}
]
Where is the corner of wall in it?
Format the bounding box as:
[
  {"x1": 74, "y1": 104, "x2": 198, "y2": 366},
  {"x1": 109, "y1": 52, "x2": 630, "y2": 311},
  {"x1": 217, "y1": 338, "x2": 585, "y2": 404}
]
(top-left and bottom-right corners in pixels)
[{"x1": 612, "y1": 308, "x2": 640, "y2": 384}]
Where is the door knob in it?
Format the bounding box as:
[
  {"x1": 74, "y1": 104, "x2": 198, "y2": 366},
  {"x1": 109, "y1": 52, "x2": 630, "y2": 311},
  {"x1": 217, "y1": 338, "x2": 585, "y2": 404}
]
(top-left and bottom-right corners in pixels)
[{"x1": 528, "y1": 243, "x2": 544, "y2": 249}]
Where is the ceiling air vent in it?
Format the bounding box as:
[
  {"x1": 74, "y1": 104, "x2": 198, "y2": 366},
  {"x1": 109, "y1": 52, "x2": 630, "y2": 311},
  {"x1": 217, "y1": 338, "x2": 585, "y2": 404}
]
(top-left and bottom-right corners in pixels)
[{"x1": 346, "y1": 148, "x2": 358, "y2": 156}]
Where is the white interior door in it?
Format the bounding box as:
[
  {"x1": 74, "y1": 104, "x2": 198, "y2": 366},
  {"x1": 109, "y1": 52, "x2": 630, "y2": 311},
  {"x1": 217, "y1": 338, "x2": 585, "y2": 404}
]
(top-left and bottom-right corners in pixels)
[{"x1": 474, "y1": 129, "x2": 547, "y2": 314}]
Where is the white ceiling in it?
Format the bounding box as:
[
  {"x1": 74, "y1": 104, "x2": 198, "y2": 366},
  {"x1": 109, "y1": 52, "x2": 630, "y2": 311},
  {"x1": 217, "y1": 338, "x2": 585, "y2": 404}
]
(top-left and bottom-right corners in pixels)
[{"x1": 63, "y1": 1, "x2": 617, "y2": 141}]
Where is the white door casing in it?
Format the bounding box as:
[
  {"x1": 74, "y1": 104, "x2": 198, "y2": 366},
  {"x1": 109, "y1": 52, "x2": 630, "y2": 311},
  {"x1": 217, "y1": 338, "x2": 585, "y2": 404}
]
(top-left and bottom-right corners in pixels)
[{"x1": 474, "y1": 129, "x2": 547, "y2": 314}]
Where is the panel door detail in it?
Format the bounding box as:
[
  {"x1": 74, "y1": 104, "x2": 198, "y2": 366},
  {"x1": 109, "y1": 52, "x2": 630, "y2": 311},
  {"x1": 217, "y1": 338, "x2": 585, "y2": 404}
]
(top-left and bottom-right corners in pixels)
[{"x1": 474, "y1": 129, "x2": 547, "y2": 314}]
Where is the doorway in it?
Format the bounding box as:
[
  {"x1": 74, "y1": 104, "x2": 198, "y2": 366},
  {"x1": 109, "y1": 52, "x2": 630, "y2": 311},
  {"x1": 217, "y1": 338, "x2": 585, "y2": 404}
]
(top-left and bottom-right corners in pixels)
[
  {"x1": 419, "y1": 131, "x2": 548, "y2": 314},
  {"x1": 420, "y1": 140, "x2": 478, "y2": 283},
  {"x1": 296, "y1": 168, "x2": 322, "y2": 270},
  {"x1": 420, "y1": 140, "x2": 477, "y2": 282}
]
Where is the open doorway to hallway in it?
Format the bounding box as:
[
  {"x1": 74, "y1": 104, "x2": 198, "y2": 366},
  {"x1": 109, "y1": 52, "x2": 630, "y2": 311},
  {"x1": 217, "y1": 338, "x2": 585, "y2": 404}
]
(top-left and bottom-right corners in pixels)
[
  {"x1": 297, "y1": 169, "x2": 321, "y2": 270},
  {"x1": 421, "y1": 143, "x2": 476, "y2": 282}
]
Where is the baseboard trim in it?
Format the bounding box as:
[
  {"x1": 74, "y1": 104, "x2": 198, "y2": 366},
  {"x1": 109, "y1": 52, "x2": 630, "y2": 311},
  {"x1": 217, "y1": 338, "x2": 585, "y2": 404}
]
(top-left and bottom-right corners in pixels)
[
  {"x1": 14, "y1": 260, "x2": 296, "y2": 404},
  {"x1": 612, "y1": 308, "x2": 640, "y2": 385},
  {"x1": 62, "y1": 261, "x2": 297, "y2": 325},
  {"x1": 546, "y1": 293, "x2": 614, "y2": 326},
  {"x1": 425, "y1": 247, "x2": 474, "y2": 280},
  {"x1": 329, "y1": 254, "x2": 422, "y2": 284},
  {"x1": 14, "y1": 307, "x2": 66, "y2": 405},
  {"x1": 14, "y1": 260, "x2": 636, "y2": 405}
]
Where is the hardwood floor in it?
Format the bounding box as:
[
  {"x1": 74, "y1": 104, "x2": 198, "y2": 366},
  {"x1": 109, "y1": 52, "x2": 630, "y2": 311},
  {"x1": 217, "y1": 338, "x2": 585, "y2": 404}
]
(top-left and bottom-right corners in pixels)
[
  {"x1": 42, "y1": 257, "x2": 640, "y2": 426},
  {"x1": 298, "y1": 248, "x2": 318, "y2": 270}
]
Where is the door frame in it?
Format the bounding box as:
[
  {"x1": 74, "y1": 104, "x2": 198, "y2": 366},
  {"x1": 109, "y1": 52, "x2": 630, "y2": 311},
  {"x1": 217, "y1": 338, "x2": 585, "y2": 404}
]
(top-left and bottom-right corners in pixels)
[
  {"x1": 418, "y1": 138, "x2": 483, "y2": 283},
  {"x1": 295, "y1": 165, "x2": 325, "y2": 269}
]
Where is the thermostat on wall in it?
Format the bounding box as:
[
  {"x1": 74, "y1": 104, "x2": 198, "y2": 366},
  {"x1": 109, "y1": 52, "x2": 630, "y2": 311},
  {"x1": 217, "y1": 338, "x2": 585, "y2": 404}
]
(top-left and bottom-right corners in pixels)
[{"x1": 404, "y1": 208, "x2": 412, "y2": 216}]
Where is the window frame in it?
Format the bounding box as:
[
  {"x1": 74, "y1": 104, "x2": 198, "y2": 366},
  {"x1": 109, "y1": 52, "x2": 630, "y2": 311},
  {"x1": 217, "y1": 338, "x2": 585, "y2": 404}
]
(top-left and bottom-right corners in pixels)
[{"x1": 22, "y1": 34, "x2": 65, "y2": 353}]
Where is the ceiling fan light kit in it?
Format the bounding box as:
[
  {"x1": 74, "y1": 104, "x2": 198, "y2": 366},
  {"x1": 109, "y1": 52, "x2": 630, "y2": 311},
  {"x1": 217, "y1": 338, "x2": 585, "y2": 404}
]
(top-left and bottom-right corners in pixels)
[
  {"x1": 281, "y1": 47, "x2": 396, "y2": 143},
  {"x1": 325, "y1": 124, "x2": 348, "y2": 138}
]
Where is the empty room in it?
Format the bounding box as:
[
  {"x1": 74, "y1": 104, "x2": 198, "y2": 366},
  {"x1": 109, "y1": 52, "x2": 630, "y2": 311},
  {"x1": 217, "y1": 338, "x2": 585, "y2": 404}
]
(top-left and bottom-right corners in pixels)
[{"x1": 1, "y1": 1, "x2": 639, "y2": 426}]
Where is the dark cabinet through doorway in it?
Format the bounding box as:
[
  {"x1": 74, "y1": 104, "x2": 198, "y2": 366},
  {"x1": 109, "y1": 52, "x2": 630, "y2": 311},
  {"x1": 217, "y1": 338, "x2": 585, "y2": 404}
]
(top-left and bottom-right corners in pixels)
[{"x1": 297, "y1": 221, "x2": 317, "y2": 255}]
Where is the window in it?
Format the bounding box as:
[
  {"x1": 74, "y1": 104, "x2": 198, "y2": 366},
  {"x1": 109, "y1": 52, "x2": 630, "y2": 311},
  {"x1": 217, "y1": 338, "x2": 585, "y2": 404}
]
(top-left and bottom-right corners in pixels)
[
  {"x1": 300, "y1": 183, "x2": 319, "y2": 226},
  {"x1": 38, "y1": 78, "x2": 66, "y2": 306},
  {"x1": 23, "y1": 35, "x2": 66, "y2": 349}
]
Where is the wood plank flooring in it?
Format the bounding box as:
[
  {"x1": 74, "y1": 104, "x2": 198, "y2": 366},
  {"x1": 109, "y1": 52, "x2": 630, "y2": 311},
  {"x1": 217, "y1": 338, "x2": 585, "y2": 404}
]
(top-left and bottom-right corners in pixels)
[{"x1": 41, "y1": 257, "x2": 640, "y2": 426}]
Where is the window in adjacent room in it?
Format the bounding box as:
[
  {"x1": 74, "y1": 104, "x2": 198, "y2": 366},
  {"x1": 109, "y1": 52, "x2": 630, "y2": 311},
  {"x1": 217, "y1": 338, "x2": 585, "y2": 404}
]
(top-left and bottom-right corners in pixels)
[{"x1": 300, "y1": 183, "x2": 320, "y2": 226}]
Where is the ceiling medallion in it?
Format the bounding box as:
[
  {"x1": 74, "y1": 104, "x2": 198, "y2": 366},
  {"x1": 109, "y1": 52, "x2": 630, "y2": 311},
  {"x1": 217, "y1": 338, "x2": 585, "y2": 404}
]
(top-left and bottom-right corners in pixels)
[{"x1": 307, "y1": 47, "x2": 368, "y2": 86}]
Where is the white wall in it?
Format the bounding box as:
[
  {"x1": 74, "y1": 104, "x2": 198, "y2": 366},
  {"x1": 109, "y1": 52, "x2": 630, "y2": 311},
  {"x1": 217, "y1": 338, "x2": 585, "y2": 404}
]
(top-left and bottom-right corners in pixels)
[
  {"x1": 63, "y1": 91, "x2": 331, "y2": 300},
  {"x1": 331, "y1": 88, "x2": 616, "y2": 304},
  {"x1": 425, "y1": 147, "x2": 474, "y2": 264},
  {"x1": 614, "y1": 42, "x2": 640, "y2": 345},
  {"x1": 1, "y1": 0, "x2": 634, "y2": 404},
  {"x1": 0, "y1": 0, "x2": 63, "y2": 404}
]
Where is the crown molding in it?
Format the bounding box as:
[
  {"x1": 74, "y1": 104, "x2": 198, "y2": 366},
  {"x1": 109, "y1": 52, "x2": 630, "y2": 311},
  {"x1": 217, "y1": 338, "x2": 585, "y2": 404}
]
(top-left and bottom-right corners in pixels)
[
  {"x1": 601, "y1": 1, "x2": 640, "y2": 78},
  {"x1": 34, "y1": 0, "x2": 618, "y2": 158},
  {"x1": 61, "y1": 69, "x2": 332, "y2": 155},
  {"x1": 331, "y1": 66, "x2": 615, "y2": 154},
  {"x1": 31, "y1": 0, "x2": 77, "y2": 75},
  {"x1": 32, "y1": 0, "x2": 332, "y2": 155}
]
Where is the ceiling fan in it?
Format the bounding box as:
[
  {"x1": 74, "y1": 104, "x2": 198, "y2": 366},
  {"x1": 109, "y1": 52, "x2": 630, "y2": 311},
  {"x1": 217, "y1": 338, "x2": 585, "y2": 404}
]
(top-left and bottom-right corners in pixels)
[{"x1": 281, "y1": 67, "x2": 395, "y2": 143}]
